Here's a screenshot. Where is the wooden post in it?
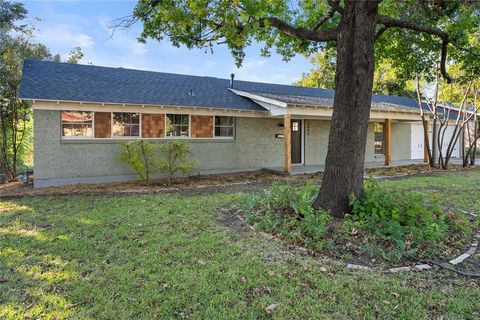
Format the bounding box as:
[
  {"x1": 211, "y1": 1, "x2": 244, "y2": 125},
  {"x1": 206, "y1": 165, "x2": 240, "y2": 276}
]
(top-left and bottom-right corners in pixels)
[
  {"x1": 424, "y1": 120, "x2": 429, "y2": 163},
  {"x1": 384, "y1": 119, "x2": 392, "y2": 166},
  {"x1": 284, "y1": 114, "x2": 291, "y2": 175}
]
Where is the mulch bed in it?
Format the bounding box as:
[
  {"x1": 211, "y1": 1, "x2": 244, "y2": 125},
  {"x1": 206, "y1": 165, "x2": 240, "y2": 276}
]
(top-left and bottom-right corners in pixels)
[
  {"x1": 0, "y1": 171, "x2": 295, "y2": 199},
  {"x1": 1, "y1": 164, "x2": 477, "y2": 199}
]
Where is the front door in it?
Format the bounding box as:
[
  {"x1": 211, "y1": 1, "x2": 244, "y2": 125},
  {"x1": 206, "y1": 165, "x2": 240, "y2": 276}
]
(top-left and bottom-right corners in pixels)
[{"x1": 291, "y1": 119, "x2": 302, "y2": 164}]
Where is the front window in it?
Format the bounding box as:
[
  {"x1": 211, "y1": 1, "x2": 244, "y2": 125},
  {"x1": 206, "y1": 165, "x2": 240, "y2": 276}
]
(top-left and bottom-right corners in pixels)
[
  {"x1": 61, "y1": 111, "x2": 93, "y2": 138},
  {"x1": 166, "y1": 114, "x2": 189, "y2": 137},
  {"x1": 374, "y1": 122, "x2": 385, "y2": 155},
  {"x1": 112, "y1": 112, "x2": 140, "y2": 137},
  {"x1": 214, "y1": 116, "x2": 235, "y2": 138}
]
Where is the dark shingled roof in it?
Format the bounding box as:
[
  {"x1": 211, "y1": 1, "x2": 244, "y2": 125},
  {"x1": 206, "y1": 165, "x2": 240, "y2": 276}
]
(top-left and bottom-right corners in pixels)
[{"x1": 19, "y1": 59, "x2": 420, "y2": 113}]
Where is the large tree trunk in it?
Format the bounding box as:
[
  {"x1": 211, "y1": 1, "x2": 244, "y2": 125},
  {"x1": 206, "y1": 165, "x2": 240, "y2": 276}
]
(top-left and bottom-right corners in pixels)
[{"x1": 313, "y1": 0, "x2": 379, "y2": 217}]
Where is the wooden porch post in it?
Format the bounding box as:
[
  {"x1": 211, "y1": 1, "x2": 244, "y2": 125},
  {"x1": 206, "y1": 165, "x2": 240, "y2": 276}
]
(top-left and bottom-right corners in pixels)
[
  {"x1": 385, "y1": 119, "x2": 392, "y2": 166},
  {"x1": 424, "y1": 119, "x2": 429, "y2": 163},
  {"x1": 284, "y1": 114, "x2": 291, "y2": 175}
]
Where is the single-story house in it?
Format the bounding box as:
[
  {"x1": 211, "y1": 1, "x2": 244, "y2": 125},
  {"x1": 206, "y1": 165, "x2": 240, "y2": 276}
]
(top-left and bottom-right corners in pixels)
[{"x1": 19, "y1": 60, "x2": 465, "y2": 188}]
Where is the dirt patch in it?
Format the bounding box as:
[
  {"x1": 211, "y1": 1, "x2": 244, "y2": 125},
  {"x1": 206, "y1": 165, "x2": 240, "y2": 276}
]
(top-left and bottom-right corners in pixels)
[
  {"x1": 245, "y1": 287, "x2": 272, "y2": 307},
  {"x1": 365, "y1": 163, "x2": 478, "y2": 178},
  {"x1": 217, "y1": 208, "x2": 254, "y2": 237},
  {"x1": 0, "y1": 171, "x2": 291, "y2": 199}
]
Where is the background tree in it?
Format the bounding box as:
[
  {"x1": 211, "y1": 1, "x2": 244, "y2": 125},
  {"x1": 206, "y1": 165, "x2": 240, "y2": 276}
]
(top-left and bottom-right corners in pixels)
[
  {"x1": 416, "y1": 72, "x2": 479, "y2": 169},
  {"x1": 294, "y1": 48, "x2": 336, "y2": 89},
  {"x1": 130, "y1": 0, "x2": 479, "y2": 216},
  {"x1": 0, "y1": 0, "x2": 84, "y2": 182},
  {"x1": 294, "y1": 49, "x2": 416, "y2": 97}
]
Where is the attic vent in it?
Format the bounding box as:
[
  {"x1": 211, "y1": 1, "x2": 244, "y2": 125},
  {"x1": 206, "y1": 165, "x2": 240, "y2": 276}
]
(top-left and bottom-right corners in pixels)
[{"x1": 189, "y1": 89, "x2": 195, "y2": 96}]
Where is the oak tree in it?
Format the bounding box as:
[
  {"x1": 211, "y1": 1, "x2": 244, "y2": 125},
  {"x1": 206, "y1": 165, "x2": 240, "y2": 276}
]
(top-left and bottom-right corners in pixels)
[{"x1": 131, "y1": 0, "x2": 479, "y2": 217}]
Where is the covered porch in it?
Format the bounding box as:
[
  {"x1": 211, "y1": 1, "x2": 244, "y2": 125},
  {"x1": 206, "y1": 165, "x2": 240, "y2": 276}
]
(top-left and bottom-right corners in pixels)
[
  {"x1": 231, "y1": 89, "x2": 428, "y2": 176},
  {"x1": 279, "y1": 114, "x2": 429, "y2": 175}
]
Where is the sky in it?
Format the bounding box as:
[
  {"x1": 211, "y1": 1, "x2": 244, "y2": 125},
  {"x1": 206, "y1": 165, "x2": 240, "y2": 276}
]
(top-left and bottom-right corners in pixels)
[{"x1": 22, "y1": 0, "x2": 313, "y2": 84}]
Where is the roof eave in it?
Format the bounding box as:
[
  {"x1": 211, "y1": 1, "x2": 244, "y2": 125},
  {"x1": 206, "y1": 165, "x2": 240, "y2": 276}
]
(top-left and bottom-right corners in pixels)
[{"x1": 23, "y1": 98, "x2": 269, "y2": 114}]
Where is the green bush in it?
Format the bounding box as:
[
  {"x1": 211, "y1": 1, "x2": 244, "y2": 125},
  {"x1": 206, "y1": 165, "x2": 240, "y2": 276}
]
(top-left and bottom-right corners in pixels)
[
  {"x1": 118, "y1": 140, "x2": 158, "y2": 182},
  {"x1": 158, "y1": 140, "x2": 198, "y2": 184},
  {"x1": 348, "y1": 179, "x2": 452, "y2": 258},
  {"x1": 118, "y1": 140, "x2": 198, "y2": 184},
  {"x1": 245, "y1": 181, "x2": 331, "y2": 250}
]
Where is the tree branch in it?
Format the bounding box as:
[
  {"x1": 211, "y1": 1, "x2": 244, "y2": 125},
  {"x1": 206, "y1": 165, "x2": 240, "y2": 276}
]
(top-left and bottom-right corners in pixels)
[
  {"x1": 267, "y1": 17, "x2": 337, "y2": 42},
  {"x1": 377, "y1": 15, "x2": 453, "y2": 83},
  {"x1": 312, "y1": 0, "x2": 339, "y2": 31},
  {"x1": 374, "y1": 25, "x2": 388, "y2": 40},
  {"x1": 327, "y1": 0, "x2": 344, "y2": 15},
  {"x1": 377, "y1": 15, "x2": 448, "y2": 39}
]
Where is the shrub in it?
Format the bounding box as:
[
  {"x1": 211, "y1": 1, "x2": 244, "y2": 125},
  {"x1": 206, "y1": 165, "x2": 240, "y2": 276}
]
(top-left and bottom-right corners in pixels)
[
  {"x1": 348, "y1": 179, "x2": 451, "y2": 258},
  {"x1": 118, "y1": 140, "x2": 198, "y2": 184},
  {"x1": 158, "y1": 140, "x2": 198, "y2": 184},
  {"x1": 118, "y1": 140, "x2": 158, "y2": 182},
  {"x1": 245, "y1": 181, "x2": 331, "y2": 250},
  {"x1": 244, "y1": 179, "x2": 472, "y2": 263}
]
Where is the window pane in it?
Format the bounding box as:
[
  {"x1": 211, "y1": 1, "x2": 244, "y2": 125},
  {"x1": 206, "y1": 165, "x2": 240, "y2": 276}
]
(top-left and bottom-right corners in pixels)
[
  {"x1": 214, "y1": 116, "x2": 234, "y2": 137},
  {"x1": 61, "y1": 111, "x2": 93, "y2": 137},
  {"x1": 61, "y1": 111, "x2": 93, "y2": 122},
  {"x1": 130, "y1": 124, "x2": 139, "y2": 137},
  {"x1": 113, "y1": 123, "x2": 125, "y2": 136},
  {"x1": 131, "y1": 113, "x2": 140, "y2": 124},
  {"x1": 166, "y1": 114, "x2": 190, "y2": 137},
  {"x1": 112, "y1": 112, "x2": 140, "y2": 137},
  {"x1": 374, "y1": 123, "x2": 384, "y2": 134},
  {"x1": 113, "y1": 113, "x2": 122, "y2": 125},
  {"x1": 374, "y1": 122, "x2": 385, "y2": 155},
  {"x1": 180, "y1": 125, "x2": 189, "y2": 136},
  {"x1": 216, "y1": 116, "x2": 234, "y2": 126},
  {"x1": 215, "y1": 126, "x2": 234, "y2": 137},
  {"x1": 181, "y1": 115, "x2": 189, "y2": 125}
]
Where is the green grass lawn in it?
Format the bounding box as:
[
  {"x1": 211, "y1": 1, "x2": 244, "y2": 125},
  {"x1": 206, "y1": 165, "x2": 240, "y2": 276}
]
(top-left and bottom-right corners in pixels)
[{"x1": 1, "y1": 171, "x2": 479, "y2": 319}]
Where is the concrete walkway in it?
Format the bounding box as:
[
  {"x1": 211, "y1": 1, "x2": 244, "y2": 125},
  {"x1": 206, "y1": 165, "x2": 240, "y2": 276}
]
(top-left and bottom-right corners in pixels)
[{"x1": 264, "y1": 158, "x2": 465, "y2": 175}]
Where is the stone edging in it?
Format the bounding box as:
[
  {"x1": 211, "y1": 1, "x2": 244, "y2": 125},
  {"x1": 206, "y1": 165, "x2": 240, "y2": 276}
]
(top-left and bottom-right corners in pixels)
[{"x1": 234, "y1": 210, "x2": 479, "y2": 274}]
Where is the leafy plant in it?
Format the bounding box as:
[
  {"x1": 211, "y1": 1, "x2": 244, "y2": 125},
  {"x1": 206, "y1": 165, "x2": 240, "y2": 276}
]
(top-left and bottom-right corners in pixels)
[
  {"x1": 118, "y1": 140, "x2": 199, "y2": 184},
  {"x1": 158, "y1": 140, "x2": 198, "y2": 184},
  {"x1": 245, "y1": 181, "x2": 331, "y2": 250},
  {"x1": 347, "y1": 178, "x2": 469, "y2": 260},
  {"x1": 118, "y1": 140, "x2": 159, "y2": 182}
]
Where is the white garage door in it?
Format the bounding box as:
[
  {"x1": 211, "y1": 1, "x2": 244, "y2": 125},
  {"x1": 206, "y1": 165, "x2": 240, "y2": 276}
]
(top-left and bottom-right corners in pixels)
[
  {"x1": 440, "y1": 125, "x2": 460, "y2": 158},
  {"x1": 411, "y1": 123, "x2": 425, "y2": 159}
]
